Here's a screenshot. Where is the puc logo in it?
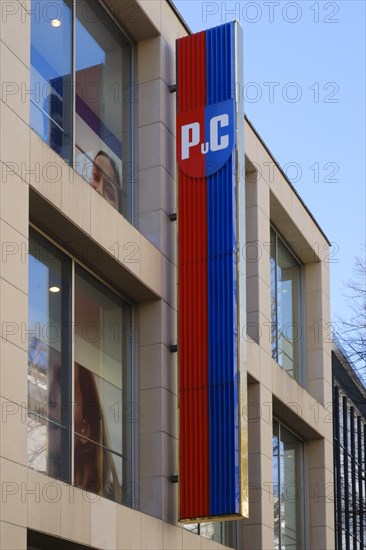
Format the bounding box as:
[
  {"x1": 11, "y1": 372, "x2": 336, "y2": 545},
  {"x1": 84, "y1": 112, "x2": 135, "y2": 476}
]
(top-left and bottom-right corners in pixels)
[
  {"x1": 181, "y1": 114, "x2": 230, "y2": 159},
  {"x1": 177, "y1": 99, "x2": 235, "y2": 179}
]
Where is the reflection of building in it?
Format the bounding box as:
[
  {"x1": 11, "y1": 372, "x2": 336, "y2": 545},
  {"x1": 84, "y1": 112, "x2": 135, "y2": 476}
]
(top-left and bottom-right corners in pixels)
[
  {"x1": 332, "y1": 345, "x2": 366, "y2": 549},
  {"x1": 0, "y1": 1, "x2": 334, "y2": 549}
]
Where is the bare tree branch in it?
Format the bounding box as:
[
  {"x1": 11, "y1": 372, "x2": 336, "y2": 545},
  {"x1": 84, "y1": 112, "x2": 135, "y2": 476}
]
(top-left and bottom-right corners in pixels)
[{"x1": 335, "y1": 246, "x2": 366, "y2": 384}]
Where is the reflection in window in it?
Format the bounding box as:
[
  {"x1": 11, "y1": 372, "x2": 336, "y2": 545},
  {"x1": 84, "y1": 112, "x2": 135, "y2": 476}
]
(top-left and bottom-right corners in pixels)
[
  {"x1": 30, "y1": 0, "x2": 73, "y2": 162},
  {"x1": 270, "y1": 227, "x2": 302, "y2": 382},
  {"x1": 27, "y1": 229, "x2": 135, "y2": 506},
  {"x1": 30, "y1": 0, "x2": 132, "y2": 219},
  {"x1": 183, "y1": 521, "x2": 237, "y2": 548},
  {"x1": 273, "y1": 420, "x2": 305, "y2": 550},
  {"x1": 73, "y1": 267, "x2": 130, "y2": 503},
  {"x1": 28, "y1": 231, "x2": 72, "y2": 481},
  {"x1": 74, "y1": 0, "x2": 131, "y2": 218}
]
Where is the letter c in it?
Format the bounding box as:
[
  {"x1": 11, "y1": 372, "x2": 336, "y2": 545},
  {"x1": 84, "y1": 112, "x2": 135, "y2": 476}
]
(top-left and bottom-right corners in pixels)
[{"x1": 210, "y1": 114, "x2": 229, "y2": 152}]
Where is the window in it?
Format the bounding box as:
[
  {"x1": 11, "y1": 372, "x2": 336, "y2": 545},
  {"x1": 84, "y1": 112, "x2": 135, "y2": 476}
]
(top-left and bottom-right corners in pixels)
[
  {"x1": 27, "y1": 228, "x2": 136, "y2": 506},
  {"x1": 28, "y1": 231, "x2": 72, "y2": 481},
  {"x1": 334, "y1": 386, "x2": 366, "y2": 549},
  {"x1": 270, "y1": 227, "x2": 302, "y2": 382},
  {"x1": 273, "y1": 420, "x2": 305, "y2": 550},
  {"x1": 30, "y1": 0, "x2": 133, "y2": 219},
  {"x1": 183, "y1": 521, "x2": 238, "y2": 548}
]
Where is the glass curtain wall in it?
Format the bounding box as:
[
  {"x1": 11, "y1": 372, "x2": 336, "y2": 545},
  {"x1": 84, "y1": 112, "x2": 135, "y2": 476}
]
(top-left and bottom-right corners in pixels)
[{"x1": 27, "y1": 229, "x2": 134, "y2": 505}]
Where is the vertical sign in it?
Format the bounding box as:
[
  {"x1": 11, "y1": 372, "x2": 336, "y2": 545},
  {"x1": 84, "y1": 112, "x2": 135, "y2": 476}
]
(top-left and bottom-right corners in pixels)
[{"x1": 177, "y1": 21, "x2": 247, "y2": 522}]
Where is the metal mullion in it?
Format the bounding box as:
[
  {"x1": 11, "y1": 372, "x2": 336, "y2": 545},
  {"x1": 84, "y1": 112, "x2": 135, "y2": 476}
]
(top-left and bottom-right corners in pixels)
[
  {"x1": 59, "y1": 244, "x2": 73, "y2": 484},
  {"x1": 272, "y1": 230, "x2": 279, "y2": 363},
  {"x1": 272, "y1": 420, "x2": 282, "y2": 549},
  {"x1": 72, "y1": 0, "x2": 76, "y2": 165},
  {"x1": 298, "y1": 247, "x2": 305, "y2": 386},
  {"x1": 362, "y1": 424, "x2": 366, "y2": 539},
  {"x1": 350, "y1": 407, "x2": 357, "y2": 549},
  {"x1": 357, "y1": 416, "x2": 363, "y2": 548},
  {"x1": 334, "y1": 385, "x2": 342, "y2": 550},
  {"x1": 126, "y1": 39, "x2": 137, "y2": 226},
  {"x1": 275, "y1": 232, "x2": 279, "y2": 363},
  {"x1": 299, "y1": 430, "x2": 306, "y2": 550},
  {"x1": 130, "y1": 306, "x2": 138, "y2": 509},
  {"x1": 278, "y1": 422, "x2": 282, "y2": 550},
  {"x1": 343, "y1": 398, "x2": 350, "y2": 550},
  {"x1": 70, "y1": 259, "x2": 75, "y2": 485}
]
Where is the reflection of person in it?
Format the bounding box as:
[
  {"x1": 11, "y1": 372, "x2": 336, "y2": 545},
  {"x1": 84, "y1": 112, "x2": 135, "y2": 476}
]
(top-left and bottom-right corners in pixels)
[
  {"x1": 47, "y1": 91, "x2": 63, "y2": 157},
  {"x1": 90, "y1": 151, "x2": 121, "y2": 210},
  {"x1": 74, "y1": 362, "x2": 122, "y2": 503}
]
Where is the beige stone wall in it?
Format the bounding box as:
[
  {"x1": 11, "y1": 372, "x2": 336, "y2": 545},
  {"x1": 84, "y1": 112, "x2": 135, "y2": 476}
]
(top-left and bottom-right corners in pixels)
[
  {"x1": 243, "y1": 121, "x2": 334, "y2": 549},
  {"x1": 0, "y1": 0, "x2": 30, "y2": 546},
  {"x1": 136, "y1": 5, "x2": 181, "y2": 522},
  {"x1": 0, "y1": 0, "x2": 333, "y2": 549}
]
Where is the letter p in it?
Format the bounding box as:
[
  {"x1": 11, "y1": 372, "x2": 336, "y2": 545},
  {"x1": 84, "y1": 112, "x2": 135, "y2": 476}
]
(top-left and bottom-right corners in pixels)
[{"x1": 181, "y1": 122, "x2": 200, "y2": 160}]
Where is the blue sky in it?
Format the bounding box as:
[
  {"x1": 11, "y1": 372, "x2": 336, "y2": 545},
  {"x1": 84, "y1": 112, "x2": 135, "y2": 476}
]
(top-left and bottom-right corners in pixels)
[{"x1": 172, "y1": 0, "x2": 366, "y2": 332}]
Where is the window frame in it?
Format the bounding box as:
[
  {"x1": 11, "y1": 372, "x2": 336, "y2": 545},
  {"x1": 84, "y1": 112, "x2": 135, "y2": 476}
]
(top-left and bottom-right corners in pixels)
[
  {"x1": 30, "y1": 0, "x2": 137, "y2": 224},
  {"x1": 27, "y1": 224, "x2": 138, "y2": 507},
  {"x1": 28, "y1": 229, "x2": 73, "y2": 482},
  {"x1": 270, "y1": 224, "x2": 304, "y2": 385},
  {"x1": 183, "y1": 520, "x2": 239, "y2": 549},
  {"x1": 273, "y1": 418, "x2": 306, "y2": 550}
]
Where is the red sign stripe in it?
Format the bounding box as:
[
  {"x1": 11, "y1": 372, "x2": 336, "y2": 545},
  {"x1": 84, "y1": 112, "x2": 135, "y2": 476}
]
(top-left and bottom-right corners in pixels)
[{"x1": 178, "y1": 31, "x2": 209, "y2": 519}]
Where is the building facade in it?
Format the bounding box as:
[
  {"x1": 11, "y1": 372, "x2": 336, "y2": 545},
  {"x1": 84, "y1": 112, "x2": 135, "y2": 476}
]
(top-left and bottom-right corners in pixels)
[
  {"x1": 332, "y1": 346, "x2": 366, "y2": 549},
  {"x1": 0, "y1": 1, "x2": 334, "y2": 548}
]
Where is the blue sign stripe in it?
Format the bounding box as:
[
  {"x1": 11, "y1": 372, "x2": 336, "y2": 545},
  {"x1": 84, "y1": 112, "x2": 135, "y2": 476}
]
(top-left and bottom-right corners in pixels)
[{"x1": 206, "y1": 21, "x2": 239, "y2": 516}]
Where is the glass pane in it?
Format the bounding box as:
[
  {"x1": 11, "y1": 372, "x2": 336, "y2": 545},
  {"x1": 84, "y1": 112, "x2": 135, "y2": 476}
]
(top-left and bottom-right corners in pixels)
[
  {"x1": 184, "y1": 521, "x2": 237, "y2": 548},
  {"x1": 276, "y1": 235, "x2": 301, "y2": 380},
  {"x1": 28, "y1": 231, "x2": 72, "y2": 482},
  {"x1": 214, "y1": 521, "x2": 237, "y2": 548},
  {"x1": 273, "y1": 421, "x2": 280, "y2": 550},
  {"x1": 27, "y1": 412, "x2": 66, "y2": 479},
  {"x1": 280, "y1": 425, "x2": 304, "y2": 549},
  {"x1": 74, "y1": 0, "x2": 131, "y2": 217},
  {"x1": 183, "y1": 524, "x2": 199, "y2": 535},
  {"x1": 74, "y1": 363, "x2": 122, "y2": 454},
  {"x1": 270, "y1": 228, "x2": 277, "y2": 360},
  {"x1": 74, "y1": 266, "x2": 129, "y2": 503},
  {"x1": 200, "y1": 523, "x2": 215, "y2": 539},
  {"x1": 30, "y1": 0, "x2": 73, "y2": 161},
  {"x1": 74, "y1": 435, "x2": 123, "y2": 503}
]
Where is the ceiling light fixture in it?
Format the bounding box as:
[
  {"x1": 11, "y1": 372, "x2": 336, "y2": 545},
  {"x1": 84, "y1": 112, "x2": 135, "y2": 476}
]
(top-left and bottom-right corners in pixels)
[
  {"x1": 51, "y1": 19, "x2": 62, "y2": 28},
  {"x1": 49, "y1": 286, "x2": 61, "y2": 293}
]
